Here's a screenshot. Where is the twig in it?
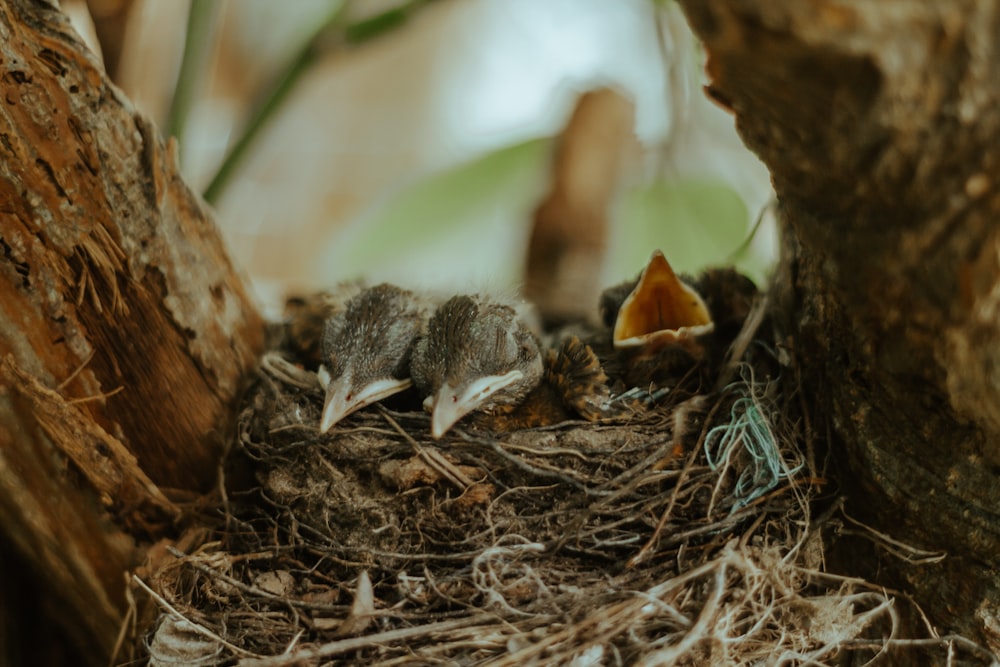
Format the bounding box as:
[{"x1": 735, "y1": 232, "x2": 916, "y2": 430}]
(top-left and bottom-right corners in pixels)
[
  {"x1": 715, "y1": 291, "x2": 770, "y2": 391},
  {"x1": 236, "y1": 615, "x2": 496, "y2": 667},
  {"x1": 165, "y1": 545, "x2": 350, "y2": 612},
  {"x1": 840, "y1": 510, "x2": 947, "y2": 564},
  {"x1": 202, "y1": 1, "x2": 348, "y2": 203},
  {"x1": 131, "y1": 575, "x2": 256, "y2": 658},
  {"x1": 840, "y1": 636, "x2": 998, "y2": 664},
  {"x1": 629, "y1": 394, "x2": 729, "y2": 567},
  {"x1": 380, "y1": 407, "x2": 473, "y2": 490},
  {"x1": 461, "y1": 433, "x2": 594, "y2": 492}
]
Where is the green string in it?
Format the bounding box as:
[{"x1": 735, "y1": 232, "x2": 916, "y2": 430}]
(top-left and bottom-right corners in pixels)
[{"x1": 703, "y1": 391, "x2": 801, "y2": 510}]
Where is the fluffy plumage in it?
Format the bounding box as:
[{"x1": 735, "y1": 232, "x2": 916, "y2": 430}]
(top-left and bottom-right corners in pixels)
[
  {"x1": 410, "y1": 295, "x2": 544, "y2": 439},
  {"x1": 318, "y1": 283, "x2": 428, "y2": 433}
]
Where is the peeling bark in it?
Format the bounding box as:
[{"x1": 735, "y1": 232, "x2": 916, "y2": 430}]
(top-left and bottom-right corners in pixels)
[
  {"x1": 678, "y1": 0, "x2": 1000, "y2": 650},
  {"x1": 0, "y1": 0, "x2": 263, "y2": 662}
]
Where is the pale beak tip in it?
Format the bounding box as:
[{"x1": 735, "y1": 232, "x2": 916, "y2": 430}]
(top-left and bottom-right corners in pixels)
[
  {"x1": 319, "y1": 391, "x2": 350, "y2": 434},
  {"x1": 430, "y1": 410, "x2": 453, "y2": 440},
  {"x1": 430, "y1": 397, "x2": 463, "y2": 440},
  {"x1": 319, "y1": 408, "x2": 341, "y2": 434}
]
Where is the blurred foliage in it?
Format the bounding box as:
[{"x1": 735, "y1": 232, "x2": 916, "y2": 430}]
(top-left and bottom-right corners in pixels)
[
  {"x1": 158, "y1": 0, "x2": 771, "y2": 290},
  {"x1": 344, "y1": 0, "x2": 433, "y2": 43},
  {"x1": 167, "y1": 0, "x2": 217, "y2": 148},
  {"x1": 332, "y1": 137, "x2": 768, "y2": 288},
  {"x1": 202, "y1": 0, "x2": 348, "y2": 204},
  {"x1": 613, "y1": 179, "x2": 762, "y2": 281},
  {"x1": 328, "y1": 138, "x2": 551, "y2": 287},
  {"x1": 197, "y1": 0, "x2": 438, "y2": 204}
]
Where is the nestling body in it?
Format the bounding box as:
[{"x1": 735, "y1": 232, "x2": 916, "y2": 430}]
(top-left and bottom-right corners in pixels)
[
  {"x1": 318, "y1": 283, "x2": 428, "y2": 433},
  {"x1": 410, "y1": 295, "x2": 544, "y2": 439}
]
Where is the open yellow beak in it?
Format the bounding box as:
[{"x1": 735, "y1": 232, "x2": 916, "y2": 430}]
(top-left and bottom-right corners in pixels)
[{"x1": 613, "y1": 250, "x2": 714, "y2": 355}]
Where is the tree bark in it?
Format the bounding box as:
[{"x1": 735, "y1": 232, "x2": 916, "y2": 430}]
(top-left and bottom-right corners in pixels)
[
  {"x1": 0, "y1": 0, "x2": 263, "y2": 662},
  {"x1": 678, "y1": 0, "x2": 1000, "y2": 651}
]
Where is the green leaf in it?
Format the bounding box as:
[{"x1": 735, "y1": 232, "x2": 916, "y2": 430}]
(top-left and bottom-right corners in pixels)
[
  {"x1": 611, "y1": 179, "x2": 762, "y2": 281},
  {"x1": 328, "y1": 138, "x2": 551, "y2": 287}
]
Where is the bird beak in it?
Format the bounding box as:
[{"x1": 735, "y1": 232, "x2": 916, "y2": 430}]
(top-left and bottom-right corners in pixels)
[
  {"x1": 613, "y1": 250, "x2": 714, "y2": 354},
  {"x1": 429, "y1": 370, "x2": 524, "y2": 439},
  {"x1": 320, "y1": 375, "x2": 413, "y2": 433}
]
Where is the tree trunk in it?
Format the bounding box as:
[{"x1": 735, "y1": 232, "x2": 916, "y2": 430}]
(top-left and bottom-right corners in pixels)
[
  {"x1": 0, "y1": 0, "x2": 263, "y2": 662},
  {"x1": 678, "y1": 0, "x2": 1000, "y2": 651}
]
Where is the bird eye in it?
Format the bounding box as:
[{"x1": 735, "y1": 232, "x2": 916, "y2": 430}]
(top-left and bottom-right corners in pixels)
[
  {"x1": 346, "y1": 392, "x2": 353, "y2": 401},
  {"x1": 451, "y1": 395, "x2": 458, "y2": 403}
]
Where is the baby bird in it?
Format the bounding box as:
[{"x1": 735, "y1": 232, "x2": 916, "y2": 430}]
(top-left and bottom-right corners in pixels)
[
  {"x1": 410, "y1": 295, "x2": 544, "y2": 439},
  {"x1": 599, "y1": 250, "x2": 757, "y2": 386},
  {"x1": 318, "y1": 283, "x2": 427, "y2": 433},
  {"x1": 606, "y1": 250, "x2": 714, "y2": 354}
]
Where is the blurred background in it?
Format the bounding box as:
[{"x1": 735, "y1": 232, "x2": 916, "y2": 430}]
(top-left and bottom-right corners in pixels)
[{"x1": 66, "y1": 0, "x2": 774, "y2": 317}]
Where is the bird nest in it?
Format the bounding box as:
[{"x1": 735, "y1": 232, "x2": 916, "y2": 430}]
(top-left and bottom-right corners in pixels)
[{"x1": 127, "y1": 302, "x2": 995, "y2": 667}]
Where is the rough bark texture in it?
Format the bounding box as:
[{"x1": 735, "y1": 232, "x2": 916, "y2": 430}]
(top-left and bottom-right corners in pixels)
[
  {"x1": 0, "y1": 0, "x2": 264, "y2": 662},
  {"x1": 678, "y1": 0, "x2": 1000, "y2": 651}
]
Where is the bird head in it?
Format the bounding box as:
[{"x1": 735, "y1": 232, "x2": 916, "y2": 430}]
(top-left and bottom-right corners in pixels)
[
  {"x1": 411, "y1": 295, "x2": 544, "y2": 439},
  {"x1": 610, "y1": 250, "x2": 714, "y2": 357},
  {"x1": 318, "y1": 284, "x2": 426, "y2": 433}
]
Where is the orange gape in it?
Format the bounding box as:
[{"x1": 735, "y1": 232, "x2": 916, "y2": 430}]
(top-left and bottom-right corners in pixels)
[{"x1": 613, "y1": 250, "x2": 714, "y2": 355}]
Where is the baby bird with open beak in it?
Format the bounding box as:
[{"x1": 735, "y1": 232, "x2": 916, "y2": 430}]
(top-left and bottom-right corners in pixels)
[
  {"x1": 599, "y1": 249, "x2": 757, "y2": 385},
  {"x1": 317, "y1": 283, "x2": 427, "y2": 433},
  {"x1": 410, "y1": 295, "x2": 544, "y2": 439}
]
